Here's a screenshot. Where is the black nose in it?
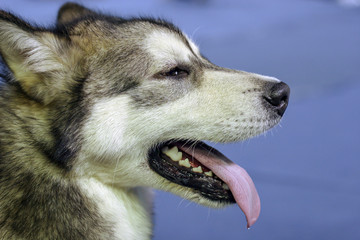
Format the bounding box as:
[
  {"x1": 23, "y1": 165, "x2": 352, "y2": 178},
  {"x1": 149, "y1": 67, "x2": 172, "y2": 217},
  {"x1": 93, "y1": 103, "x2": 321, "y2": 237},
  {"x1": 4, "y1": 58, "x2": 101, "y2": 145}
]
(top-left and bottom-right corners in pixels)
[{"x1": 263, "y1": 82, "x2": 290, "y2": 116}]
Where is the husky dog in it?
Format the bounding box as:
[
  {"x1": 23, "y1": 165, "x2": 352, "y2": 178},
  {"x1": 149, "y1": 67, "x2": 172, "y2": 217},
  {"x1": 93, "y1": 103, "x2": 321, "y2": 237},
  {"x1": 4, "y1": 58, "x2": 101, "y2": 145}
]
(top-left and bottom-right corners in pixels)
[{"x1": 0, "y1": 2, "x2": 290, "y2": 239}]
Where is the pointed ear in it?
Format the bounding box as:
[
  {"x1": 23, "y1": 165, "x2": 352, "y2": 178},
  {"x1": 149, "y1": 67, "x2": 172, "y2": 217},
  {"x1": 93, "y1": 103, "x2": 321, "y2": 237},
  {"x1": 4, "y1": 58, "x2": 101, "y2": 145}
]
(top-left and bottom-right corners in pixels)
[
  {"x1": 0, "y1": 10, "x2": 81, "y2": 104},
  {"x1": 57, "y1": 2, "x2": 97, "y2": 25}
]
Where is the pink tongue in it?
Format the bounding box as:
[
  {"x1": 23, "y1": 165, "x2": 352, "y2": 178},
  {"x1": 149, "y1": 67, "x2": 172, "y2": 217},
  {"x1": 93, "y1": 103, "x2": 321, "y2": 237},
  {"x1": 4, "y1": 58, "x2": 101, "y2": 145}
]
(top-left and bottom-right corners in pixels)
[{"x1": 178, "y1": 143, "x2": 261, "y2": 228}]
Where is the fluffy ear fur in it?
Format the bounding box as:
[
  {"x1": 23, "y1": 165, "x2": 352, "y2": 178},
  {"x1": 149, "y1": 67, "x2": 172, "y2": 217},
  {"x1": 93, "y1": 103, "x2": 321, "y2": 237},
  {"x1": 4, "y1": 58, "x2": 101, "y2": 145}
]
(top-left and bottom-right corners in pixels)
[
  {"x1": 0, "y1": 10, "x2": 82, "y2": 104},
  {"x1": 57, "y1": 2, "x2": 97, "y2": 25}
]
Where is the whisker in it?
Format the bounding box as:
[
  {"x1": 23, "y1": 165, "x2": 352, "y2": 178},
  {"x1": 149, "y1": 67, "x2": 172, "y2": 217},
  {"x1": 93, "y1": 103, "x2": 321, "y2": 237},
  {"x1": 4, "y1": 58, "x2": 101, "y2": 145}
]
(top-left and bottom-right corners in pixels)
[{"x1": 177, "y1": 198, "x2": 186, "y2": 209}]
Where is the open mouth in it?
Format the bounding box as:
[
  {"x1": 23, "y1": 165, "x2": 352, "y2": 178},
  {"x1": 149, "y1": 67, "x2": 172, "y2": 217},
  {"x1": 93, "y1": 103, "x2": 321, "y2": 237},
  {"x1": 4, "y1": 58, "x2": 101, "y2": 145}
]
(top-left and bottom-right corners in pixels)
[
  {"x1": 148, "y1": 140, "x2": 261, "y2": 228},
  {"x1": 149, "y1": 141, "x2": 235, "y2": 203}
]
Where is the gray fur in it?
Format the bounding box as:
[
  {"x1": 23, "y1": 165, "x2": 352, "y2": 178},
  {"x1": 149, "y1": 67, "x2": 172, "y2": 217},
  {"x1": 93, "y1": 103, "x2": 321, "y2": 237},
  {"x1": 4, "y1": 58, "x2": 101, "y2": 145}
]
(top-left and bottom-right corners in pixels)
[{"x1": 0, "y1": 2, "x2": 289, "y2": 239}]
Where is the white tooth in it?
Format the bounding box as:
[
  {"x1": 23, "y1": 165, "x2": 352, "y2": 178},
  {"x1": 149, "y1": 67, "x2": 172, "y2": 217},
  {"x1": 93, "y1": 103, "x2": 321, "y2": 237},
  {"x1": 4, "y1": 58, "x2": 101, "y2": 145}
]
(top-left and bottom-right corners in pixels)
[
  {"x1": 204, "y1": 171, "x2": 213, "y2": 177},
  {"x1": 162, "y1": 146, "x2": 182, "y2": 161},
  {"x1": 179, "y1": 158, "x2": 191, "y2": 168},
  {"x1": 222, "y1": 183, "x2": 230, "y2": 190},
  {"x1": 192, "y1": 166, "x2": 203, "y2": 173}
]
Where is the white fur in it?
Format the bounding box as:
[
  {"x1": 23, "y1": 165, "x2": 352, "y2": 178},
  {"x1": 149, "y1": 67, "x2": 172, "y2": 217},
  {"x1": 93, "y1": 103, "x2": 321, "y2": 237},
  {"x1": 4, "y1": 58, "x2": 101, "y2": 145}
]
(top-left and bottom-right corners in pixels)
[
  {"x1": 184, "y1": 34, "x2": 201, "y2": 56},
  {"x1": 81, "y1": 96, "x2": 130, "y2": 158},
  {"x1": 74, "y1": 29, "x2": 283, "y2": 239},
  {"x1": 259, "y1": 75, "x2": 281, "y2": 83},
  {"x1": 78, "y1": 178, "x2": 153, "y2": 240},
  {"x1": 144, "y1": 30, "x2": 193, "y2": 68}
]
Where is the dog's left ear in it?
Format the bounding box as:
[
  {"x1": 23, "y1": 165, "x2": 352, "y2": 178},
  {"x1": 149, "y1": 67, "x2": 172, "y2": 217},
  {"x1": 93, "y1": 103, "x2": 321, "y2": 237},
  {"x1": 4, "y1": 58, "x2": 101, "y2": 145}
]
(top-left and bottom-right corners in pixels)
[
  {"x1": 0, "y1": 11, "x2": 82, "y2": 104},
  {"x1": 57, "y1": 2, "x2": 98, "y2": 25}
]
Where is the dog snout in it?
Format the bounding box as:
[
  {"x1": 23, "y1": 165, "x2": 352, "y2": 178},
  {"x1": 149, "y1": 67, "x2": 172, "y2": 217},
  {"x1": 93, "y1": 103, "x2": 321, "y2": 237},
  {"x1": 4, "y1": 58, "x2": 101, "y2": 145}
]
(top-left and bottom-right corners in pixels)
[{"x1": 263, "y1": 82, "x2": 290, "y2": 116}]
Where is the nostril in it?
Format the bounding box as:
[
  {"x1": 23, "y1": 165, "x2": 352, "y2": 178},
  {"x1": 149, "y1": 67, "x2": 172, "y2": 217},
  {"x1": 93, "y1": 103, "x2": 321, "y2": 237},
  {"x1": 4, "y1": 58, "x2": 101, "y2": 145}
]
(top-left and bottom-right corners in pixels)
[{"x1": 264, "y1": 82, "x2": 290, "y2": 116}]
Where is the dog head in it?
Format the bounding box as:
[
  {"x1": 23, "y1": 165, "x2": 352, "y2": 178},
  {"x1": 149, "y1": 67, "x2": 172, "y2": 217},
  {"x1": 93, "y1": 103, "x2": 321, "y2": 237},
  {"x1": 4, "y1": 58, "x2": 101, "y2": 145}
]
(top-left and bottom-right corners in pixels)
[{"x1": 0, "y1": 3, "x2": 289, "y2": 227}]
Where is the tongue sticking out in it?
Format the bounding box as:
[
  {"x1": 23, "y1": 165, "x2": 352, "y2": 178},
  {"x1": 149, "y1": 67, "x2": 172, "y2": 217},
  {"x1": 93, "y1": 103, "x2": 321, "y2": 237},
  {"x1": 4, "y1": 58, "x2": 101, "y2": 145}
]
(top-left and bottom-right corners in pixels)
[{"x1": 177, "y1": 143, "x2": 261, "y2": 228}]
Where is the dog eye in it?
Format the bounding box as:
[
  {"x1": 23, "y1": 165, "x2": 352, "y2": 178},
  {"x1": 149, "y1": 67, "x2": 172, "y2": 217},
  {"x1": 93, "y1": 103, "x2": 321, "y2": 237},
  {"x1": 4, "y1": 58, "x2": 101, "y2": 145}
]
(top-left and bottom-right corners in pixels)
[{"x1": 163, "y1": 67, "x2": 189, "y2": 78}]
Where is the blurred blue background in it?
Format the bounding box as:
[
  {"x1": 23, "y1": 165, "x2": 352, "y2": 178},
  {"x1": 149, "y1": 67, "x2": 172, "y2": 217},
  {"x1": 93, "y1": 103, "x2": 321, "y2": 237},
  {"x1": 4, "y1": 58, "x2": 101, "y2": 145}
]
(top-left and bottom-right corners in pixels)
[{"x1": 1, "y1": 0, "x2": 359, "y2": 239}]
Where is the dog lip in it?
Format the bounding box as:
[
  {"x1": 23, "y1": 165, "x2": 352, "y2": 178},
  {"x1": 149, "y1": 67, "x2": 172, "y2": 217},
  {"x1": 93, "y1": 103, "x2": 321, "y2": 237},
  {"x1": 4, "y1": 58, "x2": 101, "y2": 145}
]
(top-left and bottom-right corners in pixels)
[{"x1": 148, "y1": 140, "x2": 236, "y2": 204}]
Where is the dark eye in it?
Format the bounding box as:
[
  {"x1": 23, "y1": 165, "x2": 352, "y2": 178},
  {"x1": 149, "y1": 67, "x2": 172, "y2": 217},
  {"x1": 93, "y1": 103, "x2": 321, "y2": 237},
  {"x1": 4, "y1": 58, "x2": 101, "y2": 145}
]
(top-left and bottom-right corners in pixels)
[{"x1": 163, "y1": 67, "x2": 189, "y2": 78}]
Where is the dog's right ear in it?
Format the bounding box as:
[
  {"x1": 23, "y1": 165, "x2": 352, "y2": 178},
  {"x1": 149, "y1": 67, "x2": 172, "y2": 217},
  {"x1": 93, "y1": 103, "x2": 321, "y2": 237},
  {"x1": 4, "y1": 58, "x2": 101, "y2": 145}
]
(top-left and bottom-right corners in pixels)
[{"x1": 57, "y1": 2, "x2": 97, "y2": 25}]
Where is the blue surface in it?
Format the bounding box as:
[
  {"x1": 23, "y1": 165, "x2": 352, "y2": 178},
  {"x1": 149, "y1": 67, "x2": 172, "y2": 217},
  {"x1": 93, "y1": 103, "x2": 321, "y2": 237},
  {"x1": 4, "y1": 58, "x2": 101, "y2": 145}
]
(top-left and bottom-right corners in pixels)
[{"x1": 1, "y1": 0, "x2": 359, "y2": 239}]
